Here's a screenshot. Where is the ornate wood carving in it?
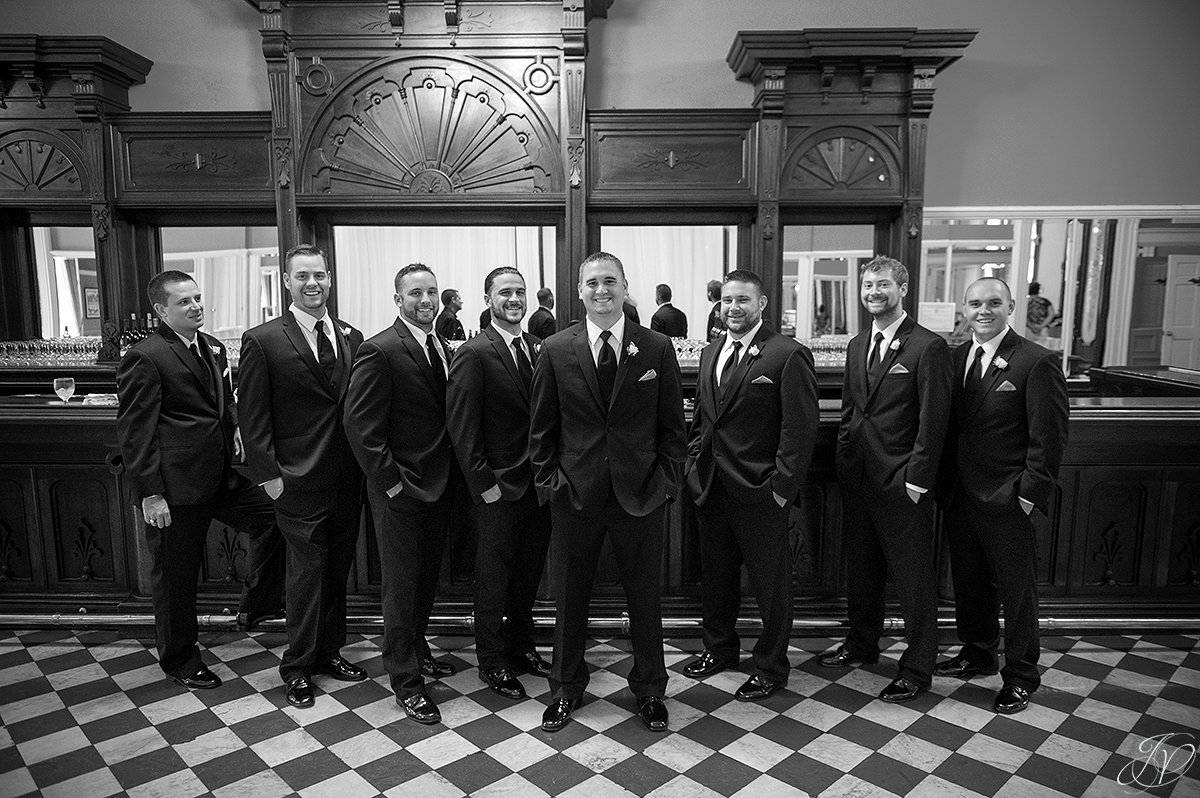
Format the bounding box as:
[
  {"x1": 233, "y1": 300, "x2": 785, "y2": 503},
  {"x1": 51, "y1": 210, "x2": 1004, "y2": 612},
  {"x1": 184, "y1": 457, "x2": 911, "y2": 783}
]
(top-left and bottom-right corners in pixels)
[
  {"x1": 305, "y1": 58, "x2": 560, "y2": 195},
  {"x1": 785, "y1": 132, "x2": 898, "y2": 194},
  {"x1": 44, "y1": 474, "x2": 116, "y2": 584},
  {"x1": 1077, "y1": 477, "x2": 1153, "y2": 590},
  {"x1": 0, "y1": 134, "x2": 86, "y2": 195},
  {"x1": 0, "y1": 476, "x2": 33, "y2": 584},
  {"x1": 1166, "y1": 477, "x2": 1200, "y2": 587}
]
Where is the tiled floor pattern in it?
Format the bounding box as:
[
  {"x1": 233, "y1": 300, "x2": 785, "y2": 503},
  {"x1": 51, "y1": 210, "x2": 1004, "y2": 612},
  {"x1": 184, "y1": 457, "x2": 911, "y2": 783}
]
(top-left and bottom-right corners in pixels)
[{"x1": 1, "y1": 629, "x2": 1198, "y2": 797}]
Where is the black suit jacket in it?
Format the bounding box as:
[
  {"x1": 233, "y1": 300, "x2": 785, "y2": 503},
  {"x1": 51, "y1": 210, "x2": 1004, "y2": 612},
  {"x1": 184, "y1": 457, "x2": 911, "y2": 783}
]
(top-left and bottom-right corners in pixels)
[
  {"x1": 687, "y1": 326, "x2": 819, "y2": 506},
  {"x1": 837, "y1": 315, "x2": 952, "y2": 498},
  {"x1": 528, "y1": 306, "x2": 556, "y2": 340},
  {"x1": 529, "y1": 321, "x2": 686, "y2": 516},
  {"x1": 237, "y1": 312, "x2": 363, "y2": 492},
  {"x1": 446, "y1": 326, "x2": 542, "y2": 502},
  {"x1": 435, "y1": 308, "x2": 466, "y2": 341},
  {"x1": 651, "y1": 304, "x2": 688, "y2": 338},
  {"x1": 940, "y1": 329, "x2": 1069, "y2": 514},
  {"x1": 117, "y1": 325, "x2": 235, "y2": 505},
  {"x1": 344, "y1": 319, "x2": 456, "y2": 502}
]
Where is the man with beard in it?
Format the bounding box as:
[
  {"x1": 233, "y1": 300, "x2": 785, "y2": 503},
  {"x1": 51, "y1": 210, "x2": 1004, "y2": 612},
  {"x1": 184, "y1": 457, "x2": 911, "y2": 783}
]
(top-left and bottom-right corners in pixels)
[
  {"x1": 819, "y1": 256, "x2": 952, "y2": 704},
  {"x1": 530, "y1": 251, "x2": 686, "y2": 733},
  {"x1": 345, "y1": 264, "x2": 460, "y2": 724},
  {"x1": 238, "y1": 244, "x2": 366, "y2": 707},
  {"x1": 447, "y1": 267, "x2": 553, "y2": 700},
  {"x1": 683, "y1": 270, "x2": 818, "y2": 700}
]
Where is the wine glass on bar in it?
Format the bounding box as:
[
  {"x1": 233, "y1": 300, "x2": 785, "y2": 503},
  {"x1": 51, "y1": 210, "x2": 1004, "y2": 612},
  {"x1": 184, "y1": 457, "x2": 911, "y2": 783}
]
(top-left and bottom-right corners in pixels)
[{"x1": 53, "y1": 377, "x2": 76, "y2": 404}]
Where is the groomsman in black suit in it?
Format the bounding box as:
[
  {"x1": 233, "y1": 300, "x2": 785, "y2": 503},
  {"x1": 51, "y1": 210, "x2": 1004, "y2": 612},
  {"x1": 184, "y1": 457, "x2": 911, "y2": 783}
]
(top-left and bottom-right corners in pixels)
[
  {"x1": 528, "y1": 288, "x2": 557, "y2": 340},
  {"x1": 819, "y1": 256, "x2": 952, "y2": 704},
  {"x1": 447, "y1": 267, "x2": 553, "y2": 700},
  {"x1": 345, "y1": 264, "x2": 459, "y2": 725},
  {"x1": 117, "y1": 271, "x2": 240, "y2": 689},
  {"x1": 936, "y1": 277, "x2": 1069, "y2": 715},
  {"x1": 530, "y1": 251, "x2": 686, "y2": 733},
  {"x1": 237, "y1": 245, "x2": 366, "y2": 708},
  {"x1": 683, "y1": 270, "x2": 818, "y2": 699}
]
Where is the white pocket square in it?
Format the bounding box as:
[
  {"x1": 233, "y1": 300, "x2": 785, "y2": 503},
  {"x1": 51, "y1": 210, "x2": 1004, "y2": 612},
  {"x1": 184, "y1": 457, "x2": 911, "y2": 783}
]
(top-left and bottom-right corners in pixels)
[
  {"x1": 996, "y1": 380, "x2": 1017, "y2": 392},
  {"x1": 887, "y1": 364, "x2": 910, "y2": 375},
  {"x1": 751, "y1": 375, "x2": 774, "y2": 385},
  {"x1": 638, "y1": 369, "x2": 657, "y2": 382}
]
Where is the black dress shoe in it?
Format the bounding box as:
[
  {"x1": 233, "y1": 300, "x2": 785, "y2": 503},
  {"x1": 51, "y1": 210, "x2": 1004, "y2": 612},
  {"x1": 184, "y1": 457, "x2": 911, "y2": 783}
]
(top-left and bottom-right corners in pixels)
[
  {"x1": 735, "y1": 674, "x2": 783, "y2": 701},
  {"x1": 480, "y1": 668, "x2": 526, "y2": 699},
  {"x1": 683, "y1": 650, "x2": 731, "y2": 679},
  {"x1": 934, "y1": 654, "x2": 999, "y2": 679},
  {"x1": 637, "y1": 696, "x2": 669, "y2": 732},
  {"x1": 314, "y1": 655, "x2": 367, "y2": 682},
  {"x1": 170, "y1": 665, "x2": 222, "y2": 690},
  {"x1": 515, "y1": 650, "x2": 552, "y2": 678},
  {"x1": 818, "y1": 646, "x2": 879, "y2": 669},
  {"x1": 541, "y1": 697, "x2": 580, "y2": 732},
  {"x1": 879, "y1": 676, "x2": 927, "y2": 703},
  {"x1": 285, "y1": 675, "x2": 315, "y2": 708},
  {"x1": 420, "y1": 656, "x2": 457, "y2": 678},
  {"x1": 994, "y1": 684, "x2": 1031, "y2": 714},
  {"x1": 236, "y1": 609, "x2": 284, "y2": 633},
  {"x1": 400, "y1": 691, "x2": 441, "y2": 724}
]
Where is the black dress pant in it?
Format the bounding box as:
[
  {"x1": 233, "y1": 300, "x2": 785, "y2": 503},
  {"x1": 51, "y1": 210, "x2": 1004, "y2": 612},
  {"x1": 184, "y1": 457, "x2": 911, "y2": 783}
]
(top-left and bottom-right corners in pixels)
[
  {"x1": 945, "y1": 494, "x2": 1041, "y2": 692},
  {"x1": 548, "y1": 498, "x2": 668, "y2": 702},
  {"x1": 274, "y1": 471, "x2": 362, "y2": 683},
  {"x1": 475, "y1": 489, "x2": 551, "y2": 672},
  {"x1": 222, "y1": 476, "x2": 284, "y2": 621},
  {"x1": 842, "y1": 486, "x2": 939, "y2": 687},
  {"x1": 143, "y1": 503, "x2": 214, "y2": 678},
  {"x1": 369, "y1": 485, "x2": 452, "y2": 699},
  {"x1": 697, "y1": 481, "x2": 794, "y2": 683}
]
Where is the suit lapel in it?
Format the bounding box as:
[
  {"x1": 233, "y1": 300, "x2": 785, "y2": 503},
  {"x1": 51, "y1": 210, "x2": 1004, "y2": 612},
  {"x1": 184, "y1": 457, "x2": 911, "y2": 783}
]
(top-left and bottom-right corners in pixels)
[
  {"x1": 488, "y1": 327, "x2": 530, "y2": 404},
  {"x1": 698, "y1": 333, "x2": 722, "y2": 419},
  {"x1": 865, "y1": 315, "x2": 913, "y2": 407},
  {"x1": 163, "y1": 327, "x2": 217, "y2": 407},
  {"x1": 395, "y1": 319, "x2": 444, "y2": 396},
  {"x1": 570, "y1": 326, "x2": 605, "y2": 411},
  {"x1": 331, "y1": 317, "x2": 352, "y2": 400},
  {"x1": 717, "y1": 326, "x2": 770, "y2": 420},
  {"x1": 283, "y1": 313, "x2": 335, "y2": 396},
  {"x1": 609, "y1": 323, "x2": 641, "y2": 410},
  {"x1": 964, "y1": 329, "x2": 1020, "y2": 423},
  {"x1": 196, "y1": 333, "x2": 225, "y2": 417}
]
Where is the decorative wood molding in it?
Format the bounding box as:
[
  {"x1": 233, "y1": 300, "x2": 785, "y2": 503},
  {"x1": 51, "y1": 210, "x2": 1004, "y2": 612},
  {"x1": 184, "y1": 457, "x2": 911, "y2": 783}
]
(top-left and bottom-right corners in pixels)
[
  {"x1": 785, "y1": 132, "x2": 898, "y2": 193},
  {"x1": 0, "y1": 133, "x2": 87, "y2": 196}
]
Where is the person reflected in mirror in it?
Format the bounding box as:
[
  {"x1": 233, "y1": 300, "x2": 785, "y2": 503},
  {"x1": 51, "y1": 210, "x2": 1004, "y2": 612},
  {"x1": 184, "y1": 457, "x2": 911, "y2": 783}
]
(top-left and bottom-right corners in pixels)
[
  {"x1": 528, "y1": 287, "x2": 557, "y2": 340},
  {"x1": 530, "y1": 251, "x2": 686, "y2": 734},
  {"x1": 622, "y1": 294, "x2": 640, "y2": 325},
  {"x1": 682, "y1": 270, "x2": 818, "y2": 700},
  {"x1": 706, "y1": 279, "x2": 726, "y2": 342},
  {"x1": 814, "y1": 303, "x2": 831, "y2": 337},
  {"x1": 447, "y1": 267, "x2": 553, "y2": 701},
  {"x1": 237, "y1": 245, "x2": 367, "y2": 709},
  {"x1": 1025, "y1": 281, "x2": 1054, "y2": 345},
  {"x1": 479, "y1": 306, "x2": 491, "y2": 333},
  {"x1": 650, "y1": 283, "x2": 688, "y2": 338},
  {"x1": 935, "y1": 277, "x2": 1068, "y2": 715},
  {"x1": 435, "y1": 288, "x2": 466, "y2": 341},
  {"x1": 345, "y1": 264, "x2": 460, "y2": 725},
  {"x1": 818, "y1": 256, "x2": 952, "y2": 705}
]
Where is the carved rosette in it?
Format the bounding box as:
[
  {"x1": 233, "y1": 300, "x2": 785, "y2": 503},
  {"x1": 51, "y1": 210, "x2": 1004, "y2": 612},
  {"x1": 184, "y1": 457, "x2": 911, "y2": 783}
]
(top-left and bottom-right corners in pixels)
[
  {"x1": 0, "y1": 133, "x2": 88, "y2": 196},
  {"x1": 783, "y1": 131, "x2": 900, "y2": 195},
  {"x1": 305, "y1": 58, "x2": 560, "y2": 195}
]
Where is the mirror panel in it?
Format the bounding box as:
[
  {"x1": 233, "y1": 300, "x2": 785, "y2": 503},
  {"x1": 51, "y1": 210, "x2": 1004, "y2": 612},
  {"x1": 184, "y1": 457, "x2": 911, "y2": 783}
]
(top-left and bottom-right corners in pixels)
[
  {"x1": 782, "y1": 224, "x2": 874, "y2": 342},
  {"x1": 32, "y1": 226, "x2": 99, "y2": 339}
]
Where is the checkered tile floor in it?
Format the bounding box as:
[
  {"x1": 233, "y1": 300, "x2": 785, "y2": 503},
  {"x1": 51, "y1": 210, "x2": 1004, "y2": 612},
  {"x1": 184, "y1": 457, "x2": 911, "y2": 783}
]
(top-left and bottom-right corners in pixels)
[{"x1": 1, "y1": 629, "x2": 1198, "y2": 797}]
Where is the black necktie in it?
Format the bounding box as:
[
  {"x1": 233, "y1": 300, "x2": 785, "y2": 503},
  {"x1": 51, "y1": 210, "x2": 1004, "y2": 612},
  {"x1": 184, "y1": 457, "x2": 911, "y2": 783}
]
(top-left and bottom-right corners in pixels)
[
  {"x1": 426, "y1": 334, "x2": 446, "y2": 392},
  {"x1": 719, "y1": 340, "x2": 742, "y2": 391},
  {"x1": 316, "y1": 319, "x2": 336, "y2": 383},
  {"x1": 597, "y1": 330, "x2": 617, "y2": 406},
  {"x1": 514, "y1": 338, "x2": 533, "y2": 387},
  {"x1": 867, "y1": 331, "x2": 885, "y2": 387},
  {"x1": 965, "y1": 345, "x2": 985, "y2": 393},
  {"x1": 190, "y1": 341, "x2": 213, "y2": 391}
]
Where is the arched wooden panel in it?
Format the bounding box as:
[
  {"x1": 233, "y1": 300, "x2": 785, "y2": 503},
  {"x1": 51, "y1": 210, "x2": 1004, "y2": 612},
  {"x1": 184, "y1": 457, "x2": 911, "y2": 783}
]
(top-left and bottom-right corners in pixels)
[
  {"x1": 0, "y1": 130, "x2": 90, "y2": 198},
  {"x1": 781, "y1": 125, "x2": 902, "y2": 200}
]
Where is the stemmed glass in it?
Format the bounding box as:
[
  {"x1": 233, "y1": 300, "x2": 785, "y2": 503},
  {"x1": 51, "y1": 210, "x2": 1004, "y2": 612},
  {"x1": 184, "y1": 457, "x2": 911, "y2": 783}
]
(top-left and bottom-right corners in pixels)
[{"x1": 53, "y1": 377, "x2": 76, "y2": 404}]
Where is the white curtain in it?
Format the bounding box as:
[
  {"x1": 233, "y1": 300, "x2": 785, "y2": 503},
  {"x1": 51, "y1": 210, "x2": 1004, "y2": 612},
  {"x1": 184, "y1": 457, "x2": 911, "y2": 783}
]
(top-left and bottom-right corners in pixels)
[{"x1": 334, "y1": 226, "x2": 554, "y2": 338}]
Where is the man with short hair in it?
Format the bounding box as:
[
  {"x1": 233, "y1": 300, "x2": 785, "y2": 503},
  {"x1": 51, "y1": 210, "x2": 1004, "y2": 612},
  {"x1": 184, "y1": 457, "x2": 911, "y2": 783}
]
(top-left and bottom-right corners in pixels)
[
  {"x1": 650, "y1": 283, "x2": 688, "y2": 338},
  {"x1": 237, "y1": 244, "x2": 366, "y2": 708},
  {"x1": 345, "y1": 264, "x2": 459, "y2": 724},
  {"x1": 447, "y1": 267, "x2": 553, "y2": 700},
  {"x1": 436, "y1": 288, "x2": 466, "y2": 341},
  {"x1": 706, "y1": 279, "x2": 725, "y2": 342},
  {"x1": 936, "y1": 277, "x2": 1068, "y2": 715},
  {"x1": 528, "y1": 287, "x2": 557, "y2": 340},
  {"x1": 530, "y1": 251, "x2": 686, "y2": 733},
  {"x1": 683, "y1": 270, "x2": 818, "y2": 699},
  {"x1": 117, "y1": 271, "x2": 240, "y2": 689},
  {"x1": 819, "y1": 256, "x2": 952, "y2": 704}
]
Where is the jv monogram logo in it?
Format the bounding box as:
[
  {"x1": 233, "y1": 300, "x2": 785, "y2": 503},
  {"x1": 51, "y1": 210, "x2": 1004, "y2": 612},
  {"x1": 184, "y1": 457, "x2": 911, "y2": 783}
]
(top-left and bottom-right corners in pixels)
[{"x1": 1117, "y1": 732, "x2": 1196, "y2": 792}]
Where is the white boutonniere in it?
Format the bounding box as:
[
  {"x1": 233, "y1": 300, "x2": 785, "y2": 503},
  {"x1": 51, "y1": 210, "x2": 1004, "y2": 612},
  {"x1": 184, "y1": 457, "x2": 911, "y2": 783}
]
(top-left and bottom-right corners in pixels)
[
  {"x1": 535, "y1": 343, "x2": 542, "y2": 354},
  {"x1": 626, "y1": 342, "x2": 639, "y2": 357},
  {"x1": 209, "y1": 345, "x2": 220, "y2": 355},
  {"x1": 994, "y1": 356, "x2": 1009, "y2": 370},
  {"x1": 748, "y1": 344, "x2": 760, "y2": 358},
  {"x1": 341, "y1": 326, "x2": 351, "y2": 336},
  {"x1": 889, "y1": 339, "x2": 901, "y2": 352}
]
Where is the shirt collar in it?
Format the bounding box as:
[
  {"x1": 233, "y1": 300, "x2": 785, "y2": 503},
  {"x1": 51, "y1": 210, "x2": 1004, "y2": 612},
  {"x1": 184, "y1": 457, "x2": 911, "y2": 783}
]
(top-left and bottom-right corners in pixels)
[
  {"x1": 290, "y1": 303, "x2": 330, "y2": 333},
  {"x1": 871, "y1": 311, "x2": 907, "y2": 343},
  {"x1": 493, "y1": 324, "x2": 522, "y2": 350},
  {"x1": 972, "y1": 325, "x2": 1012, "y2": 358},
  {"x1": 586, "y1": 313, "x2": 626, "y2": 349},
  {"x1": 167, "y1": 325, "x2": 199, "y2": 348},
  {"x1": 726, "y1": 319, "x2": 763, "y2": 347},
  {"x1": 399, "y1": 314, "x2": 433, "y2": 345}
]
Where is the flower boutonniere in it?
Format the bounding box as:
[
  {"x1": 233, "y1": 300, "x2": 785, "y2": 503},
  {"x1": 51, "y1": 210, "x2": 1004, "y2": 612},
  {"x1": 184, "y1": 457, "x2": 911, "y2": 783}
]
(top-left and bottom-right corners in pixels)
[
  {"x1": 889, "y1": 339, "x2": 901, "y2": 352},
  {"x1": 747, "y1": 344, "x2": 761, "y2": 358},
  {"x1": 341, "y1": 325, "x2": 351, "y2": 336},
  {"x1": 535, "y1": 342, "x2": 542, "y2": 354},
  {"x1": 993, "y1": 356, "x2": 1009, "y2": 371},
  {"x1": 209, "y1": 345, "x2": 221, "y2": 356},
  {"x1": 626, "y1": 342, "x2": 639, "y2": 357}
]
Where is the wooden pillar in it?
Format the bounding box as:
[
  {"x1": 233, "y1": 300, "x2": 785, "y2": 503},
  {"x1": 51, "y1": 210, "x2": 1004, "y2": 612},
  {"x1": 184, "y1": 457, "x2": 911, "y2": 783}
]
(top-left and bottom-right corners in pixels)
[{"x1": 560, "y1": 0, "x2": 589, "y2": 327}]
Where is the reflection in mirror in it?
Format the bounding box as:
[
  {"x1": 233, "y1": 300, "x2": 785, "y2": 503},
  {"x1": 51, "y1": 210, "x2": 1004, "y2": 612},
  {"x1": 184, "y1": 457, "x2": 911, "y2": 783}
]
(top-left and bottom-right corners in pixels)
[
  {"x1": 160, "y1": 226, "x2": 280, "y2": 355},
  {"x1": 782, "y1": 225, "x2": 874, "y2": 342},
  {"x1": 32, "y1": 226, "x2": 99, "y2": 339},
  {"x1": 598, "y1": 225, "x2": 737, "y2": 341},
  {"x1": 920, "y1": 218, "x2": 1017, "y2": 347},
  {"x1": 333, "y1": 226, "x2": 556, "y2": 338}
]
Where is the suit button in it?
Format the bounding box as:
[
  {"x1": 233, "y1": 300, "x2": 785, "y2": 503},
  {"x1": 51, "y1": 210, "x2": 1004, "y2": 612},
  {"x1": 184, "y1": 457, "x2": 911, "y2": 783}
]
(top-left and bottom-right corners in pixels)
[{"x1": 603, "y1": 456, "x2": 608, "y2": 462}]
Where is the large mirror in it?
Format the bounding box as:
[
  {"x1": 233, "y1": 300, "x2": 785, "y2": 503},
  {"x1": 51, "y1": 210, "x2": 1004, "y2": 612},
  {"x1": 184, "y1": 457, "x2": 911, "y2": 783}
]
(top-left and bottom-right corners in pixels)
[
  {"x1": 31, "y1": 226, "x2": 99, "y2": 339},
  {"x1": 783, "y1": 224, "x2": 875, "y2": 342}
]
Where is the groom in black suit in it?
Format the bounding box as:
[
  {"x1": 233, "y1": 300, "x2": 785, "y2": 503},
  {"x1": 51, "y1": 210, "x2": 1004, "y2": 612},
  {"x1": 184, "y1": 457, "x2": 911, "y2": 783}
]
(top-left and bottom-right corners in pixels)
[
  {"x1": 683, "y1": 270, "x2": 818, "y2": 699},
  {"x1": 936, "y1": 277, "x2": 1069, "y2": 715},
  {"x1": 530, "y1": 251, "x2": 686, "y2": 733},
  {"x1": 447, "y1": 267, "x2": 553, "y2": 700},
  {"x1": 237, "y1": 245, "x2": 366, "y2": 708}
]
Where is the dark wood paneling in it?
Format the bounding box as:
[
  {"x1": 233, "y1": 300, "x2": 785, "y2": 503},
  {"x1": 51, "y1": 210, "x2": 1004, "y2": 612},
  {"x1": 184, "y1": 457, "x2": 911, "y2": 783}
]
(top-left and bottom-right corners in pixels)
[
  {"x1": 1071, "y1": 470, "x2": 1160, "y2": 595},
  {"x1": 37, "y1": 466, "x2": 126, "y2": 591},
  {"x1": 0, "y1": 468, "x2": 37, "y2": 587},
  {"x1": 1162, "y1": 471, "x2": 1200, "y2": 591}
]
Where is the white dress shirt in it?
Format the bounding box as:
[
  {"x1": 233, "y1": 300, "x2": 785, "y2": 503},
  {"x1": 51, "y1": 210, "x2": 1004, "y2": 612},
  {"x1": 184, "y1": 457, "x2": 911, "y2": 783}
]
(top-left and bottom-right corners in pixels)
[
  {"x1": 963, "y1": 325, "x2": 1011, "y2": 385},
  {"x1": 714, "y1": 318, "x2": 763, "y2": 379},
  {"x1": 585, "y1": 314, "x2": 626, "y2": 367},
  {"x1": 867, "y1": 311, "x2": 907, "y2": 369},
  {"x1": 492, "y1": 324, "x2": 530, "y2": 370},
  {"x1": 289, "y1": 303, "x2": 337, "y2": 362},
  {"x1": 400, "y1": 315, "x2": 448, "y2": 377}
]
